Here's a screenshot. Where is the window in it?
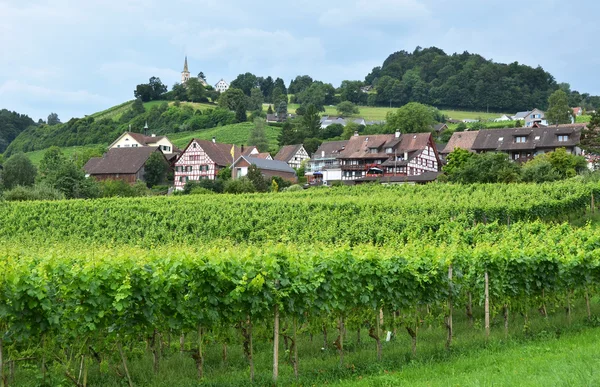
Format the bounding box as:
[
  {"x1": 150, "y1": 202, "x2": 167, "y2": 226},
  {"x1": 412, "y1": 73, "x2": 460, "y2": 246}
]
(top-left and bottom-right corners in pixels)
[
  {"x1": 498, "y1": 137, "x2": 504, "y2": 142},
  {"x1": 369, "y1": 148, "x2": 378, "y2": 154},
  {"x1": 515, "y1": 136, "x2": 527, "y2": 143},
  {"x1": 385, "y1": 147, "x2": 393, "y2": 154},
  {"x1": 558, "y1": 135, "x2": 569, "y2": 142},
  {"x1": 534, "y1": 136, "x2": 540, "y2": 140}
]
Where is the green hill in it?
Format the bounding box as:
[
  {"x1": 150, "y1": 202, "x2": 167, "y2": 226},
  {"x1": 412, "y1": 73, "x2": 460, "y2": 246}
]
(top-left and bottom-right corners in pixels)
[{"x1": 24, "y1": 122, "x2": 282, "y2": 166}]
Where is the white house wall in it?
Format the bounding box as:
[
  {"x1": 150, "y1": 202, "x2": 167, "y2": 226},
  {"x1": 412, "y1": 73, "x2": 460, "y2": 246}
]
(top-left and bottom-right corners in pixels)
[{"x1": 173, "y1": 141, "x2": 218, "y2": 190}]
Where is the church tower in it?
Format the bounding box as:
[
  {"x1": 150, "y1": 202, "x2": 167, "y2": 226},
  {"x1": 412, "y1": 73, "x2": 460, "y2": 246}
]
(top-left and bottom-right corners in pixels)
[{"x1": 181, "y1": 56, "x2": 190, "y2": 84}]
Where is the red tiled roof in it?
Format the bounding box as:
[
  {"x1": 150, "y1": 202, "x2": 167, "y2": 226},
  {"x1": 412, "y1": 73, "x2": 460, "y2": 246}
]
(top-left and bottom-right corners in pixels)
[{"x1": 275, "y1": 144, "x2": 303, "y2": 162}]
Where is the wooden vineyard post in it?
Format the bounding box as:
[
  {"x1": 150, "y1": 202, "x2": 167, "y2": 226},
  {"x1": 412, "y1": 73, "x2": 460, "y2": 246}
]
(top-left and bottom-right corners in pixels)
[
  {"x1": 484, "y1": 271, "x2": 490, "y2": 340},
  {"x1": 273, "y1": 304, "x2": 279, "y2": 383},
  {"x1": 586, "y1": 288, "x2": 592, "y2": 321},
  {"x1": 446, "y1": 265, "x2": 453, "y2": 350},
  {"x1": 592, "y1": 193, "x2": 596, "y2": 214}
]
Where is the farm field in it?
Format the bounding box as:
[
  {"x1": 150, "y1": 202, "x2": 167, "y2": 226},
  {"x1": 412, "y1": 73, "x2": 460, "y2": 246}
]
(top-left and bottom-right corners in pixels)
[
  {"x1": 2, "y1": 182, "x2": 600, "y2": 386},
  {"x1": 281, "y1": 103, "x2": 508, "y2": 122}
]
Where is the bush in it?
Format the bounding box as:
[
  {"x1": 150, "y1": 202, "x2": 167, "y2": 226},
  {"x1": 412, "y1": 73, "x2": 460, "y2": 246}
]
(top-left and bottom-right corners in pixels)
[
  {"x1": 282, "y1": 184, "x2": 303, "y2": 192},
  {"x1": 3, "y1": 184, "x2": 64, "y2": 201},
  {"x1": 224, "y1": 177, "x2": 256, "y2": 194},
  {"x1": 189, "y1": 187, "x2": 215, "y2": 195},
  {"x1": 98, "y1": 179, "x2": 148, "y2": 198}
]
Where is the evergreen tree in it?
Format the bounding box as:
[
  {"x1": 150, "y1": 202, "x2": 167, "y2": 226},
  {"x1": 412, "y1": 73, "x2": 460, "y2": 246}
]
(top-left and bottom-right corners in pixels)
[
  {"x1": 278, "y1": 121, "x2": 297, "y2": 146},
  {"x1": 546, "y1": 90, "x2": 573, "y2": 125},
  {"x1": 248, "y1": 118, "x2": 269, "y2": 152},
  {"x1": 301, "y1": 104, "x2": 321, "y2": 138},
  {"x1": 144, "y1": 152, "x2": 168, "y2": 187}
]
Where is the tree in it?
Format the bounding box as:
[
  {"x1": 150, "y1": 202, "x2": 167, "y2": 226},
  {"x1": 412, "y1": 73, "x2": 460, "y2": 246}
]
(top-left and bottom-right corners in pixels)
[
  {"x1": 303, "y1": 138, "x2": 322, "y2": 155},
  {"x1": 272, "y1": 78, "x2": 288, "y2": 106},
  {"x1": 336, "y1": 101, "x2": 360, "y2": 117},
  {"x1": 198, "y1": 72, "x2": 206, "y2": 81},
  {"x1": 521, "y1": 157, "x2": 560, "y2": 183},
  {"x1": 267, "y1": 105, "x2": 274, "y2": 115},
  {"x1": 131, "y1": 97, "x2": 146, "y2": 115},
  {"x1": 219, "y1": 88, "x2": 247, "y2": 112},
  {"x1": 288, "y1": 75, "x2": 313, "y2": 94},
  {"x1": 442, "y1": 148, "x2": 475, "y2": 178},
  {"x1": 322, "y1": 123, "x2": 344, "y2": 139},
  {"x1": 186, "y1": 78, "x2": 207, "y2": 102},
  {"x1": 149, "y1": 77, "x2": 168, "y2": 99},
  {"x1": 144, "y1": 152, "x2": 168, "y2": 187},
  {"x1": 134, "y1": 83, "x2": 154, "y2": 102},
  {"x1": 246, "y1": 164, "x2": 269, "y2": 192},
  {"x1": 301, "y1": 104, "x2": 321, "y2": 138},
  {"x1": 451, "y1": 152, "x2": 521, "y2": 183},
  {"x1": 47, "y1": 112, "x2": 61, "y2": 126},
  {"x1": 39, "y1": 146, "x2": 67, "y2": 182},
  {"x1": 276, "y1": 101, "x2": 288, "y2": 118},
  {"x1": 248, "y1": 88, "x2": 264, "y2": 112},
  {"x1": 259, "y1": 76, "x2": 275, "y2": 102},
  {"x1": 235, "y1": 104, "x2": 247, "y2": 123},
  {"x1": 385, "y1": 102, "x2": 435, "y2": 133},
  {"x1": 230, "y1": 72, "x2": 259, "y2": 96},
  {"x1": 172, "y1": 82, "x2": 188, "y2": 101},
  {"x1": 249, "y1": 118, "x2": 269, "y2": 152},
  {"x1": 546, "y1": 89, "x2": 573, "y2": 125},
  {"x1": 1, "y1": 153, "x2": 37, "y2": 189},
  {"x1": 339, "y1": 80, "x2": 365, "y2": 104},
  {"x1": 278, "y1": 121, "x2": 298, "y2": 146}
]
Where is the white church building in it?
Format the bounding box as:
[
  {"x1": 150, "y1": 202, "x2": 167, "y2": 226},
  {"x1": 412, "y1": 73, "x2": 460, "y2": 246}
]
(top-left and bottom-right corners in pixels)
[{"x1": 180, "y1": 57, "x2": 229, "y2": 92}]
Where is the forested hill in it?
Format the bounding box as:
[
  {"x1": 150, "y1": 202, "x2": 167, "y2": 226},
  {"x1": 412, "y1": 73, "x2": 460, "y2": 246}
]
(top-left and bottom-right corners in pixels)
[
  {"x1": 0, "y1": 109, "x2": 36, "y2": 154},
  {"x1": 365, "y1": 47, "x2": 599, "y2": 112}
]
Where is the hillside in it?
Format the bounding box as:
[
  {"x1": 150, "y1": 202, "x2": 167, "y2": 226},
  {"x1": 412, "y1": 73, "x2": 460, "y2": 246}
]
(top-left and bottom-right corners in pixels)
[
  {"x1": 365, "y1": 46, "x2": 600, "y2": 112},
  {"x1": 5, "y1": 100, "x2": 236, "y2": 156},
  {"x1": 24, "y1": 122, "x2": 282, "y2": 165}
]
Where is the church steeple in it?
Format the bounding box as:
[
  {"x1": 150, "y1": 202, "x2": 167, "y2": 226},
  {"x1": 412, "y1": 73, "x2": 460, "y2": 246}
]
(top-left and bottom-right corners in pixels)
[{"x1": 181, "y1": 56, "x2": 191, "y2": 84}]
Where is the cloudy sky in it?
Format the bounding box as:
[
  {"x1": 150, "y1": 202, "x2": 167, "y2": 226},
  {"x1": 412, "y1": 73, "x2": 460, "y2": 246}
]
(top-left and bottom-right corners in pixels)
[{"x1": 1, "y1": 0, "x2": 598, "y2": 121}]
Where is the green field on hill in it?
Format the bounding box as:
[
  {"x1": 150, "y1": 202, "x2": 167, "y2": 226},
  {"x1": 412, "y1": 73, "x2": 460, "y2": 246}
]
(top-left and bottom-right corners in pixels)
[
  {"x1": 23, "y1": 122, "x2": 282, "y2": 164},
  {"x1": 280, "y1": 103, "x2": 508, "y2": 122}
]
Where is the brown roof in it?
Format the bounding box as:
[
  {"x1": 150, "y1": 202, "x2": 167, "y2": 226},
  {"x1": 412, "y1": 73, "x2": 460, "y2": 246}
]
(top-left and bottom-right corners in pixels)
[
  {"x1": 84, "y1": 147, "x2": 160, "y2": 175},
  {"x1": 180, "y1": 140, "x2": 258, "y2": 167},
  {"x1": 471, "y1": 124, "x2": 584, "y2": 152},
  {"x1": 433, "y1": 123, "x2": 448, "y2": 132},
  {"x1": 339, "y1": 133, "x2": 433, "y2": 159},
  {"x1": 312, "y1": 140, "x2": 349, "y2": 159},
  {"x1": 122, "y1": 132, "x2": 167, "y2": 146},
  {"x1": 275, "y1": 144, "x2": 303, "y2": 162},
  {"x1": 441, "y1": 131, "x2": 480, "y2": 154},
  {"x1": 256, "y1": 152, "x2": 272, "y2": 159}
]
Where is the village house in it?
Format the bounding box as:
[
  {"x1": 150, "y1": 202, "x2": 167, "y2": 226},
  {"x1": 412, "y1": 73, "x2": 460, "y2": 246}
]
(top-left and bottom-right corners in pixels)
[
  {"x1": 266, "y1": 113, "x2": 296, "y2": 123},
  {"x1": 443, "y1": 124, "x2": 584, "y2": 162},
  {"x1": 573, "y1": 107, "x2": 583, "y2": 117},
  {"x1": 440, "y1": 131, "x2": 480, "y2": 156},
  {"x1": 84, "y1": 147, "x2": 170, "y2": 184},
  {"x1": 305, "y1": 140, "x2": 347, "y2": 184},
  {"x1": 336, "y1": 132, "x2": 440, "y2": 181},
  {"x1": 274, "y1": 144, "x2": 309, "y2": 169},
  {"x1": 512, "y1": 108, "x2": 547, "y2": 127},
  {"x1": 494, "y1": 114, "x2": 513, "y2": 122},
  {"x1": 432, "y1": 123, "x2": 449, "y2": 133},
  {"x1": 215, "y1": 79, "x2": 230, "y2": 93},
  {"x1": 320, "y1": 116, "x2": 368, "y2": 128},
  {"x1": 110, "y1": 130, "x2": 179, "y2": 161},
  {"x1": 173, "y1": 138, "x2": 258, "y2": 190},
  {"x1": 232, "y1": 156, "x2": 297, "y2": 183}
]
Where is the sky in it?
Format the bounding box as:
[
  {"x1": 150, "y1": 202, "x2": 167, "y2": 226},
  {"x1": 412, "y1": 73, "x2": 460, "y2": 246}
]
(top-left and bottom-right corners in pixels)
[{"x1": 1, "y1": 0, "x2": 599, "y2": 121}]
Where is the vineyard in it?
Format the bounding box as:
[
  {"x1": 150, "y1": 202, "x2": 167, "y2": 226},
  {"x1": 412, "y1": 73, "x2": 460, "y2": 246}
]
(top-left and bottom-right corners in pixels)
[{"x1": 1, "y1": 183, "x2": 600, "y2": 386}]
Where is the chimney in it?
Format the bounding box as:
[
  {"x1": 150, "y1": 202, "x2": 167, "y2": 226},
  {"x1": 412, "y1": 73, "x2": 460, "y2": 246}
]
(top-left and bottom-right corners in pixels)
[
  {"x1": 241, "y1": 144, "x2": 244, "y2": 153},
  {"x1": 354, "y1": 131, "x2": 359, "y2": 137},
  {"x1": 212, "y1": 136, "x2": 216, "y2": 143},
  {"x1": 395, "y1": 131, "x2": 400, "y2": 138}
]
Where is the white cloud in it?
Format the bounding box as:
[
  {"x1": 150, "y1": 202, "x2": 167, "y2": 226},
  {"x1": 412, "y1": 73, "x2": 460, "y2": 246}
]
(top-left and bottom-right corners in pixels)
[
  {"x1": 98, "y1": 62, "x2": 180, "y2": 84},
  {"x1": 319, "y1": 0, "x2": 430, "y2": 27}
]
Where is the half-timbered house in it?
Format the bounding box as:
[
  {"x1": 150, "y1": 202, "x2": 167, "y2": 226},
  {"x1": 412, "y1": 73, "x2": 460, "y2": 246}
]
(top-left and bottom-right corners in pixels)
[{"x1": 173, "y1": 138, "x2": 258, "y2": 190}]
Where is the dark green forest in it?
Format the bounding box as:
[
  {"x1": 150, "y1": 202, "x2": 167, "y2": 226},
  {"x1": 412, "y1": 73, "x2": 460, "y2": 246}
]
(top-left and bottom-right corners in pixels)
[
  {"x1": 365, "y1": 47, "x2": 600, "y2": 112},
  {"x1": 0, "y1": 109, "x2": 36, "y2": 153}
]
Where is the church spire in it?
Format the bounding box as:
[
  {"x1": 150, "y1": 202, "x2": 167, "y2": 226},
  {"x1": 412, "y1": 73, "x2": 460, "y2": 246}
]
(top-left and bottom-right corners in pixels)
[{"x1": 183, "y1": 56, "x2": 189, "y2": 72}]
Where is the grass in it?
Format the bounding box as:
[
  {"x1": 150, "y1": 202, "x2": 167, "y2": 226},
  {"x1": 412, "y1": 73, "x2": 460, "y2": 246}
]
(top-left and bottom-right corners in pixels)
[
  {"x1": 279, "y1": 103, "x2": 509, "y2": 122},
  {"x1": 24, "y1": 144, "x2": 107, "y2": 166},
  {"x1": 90, "y1": 100, "x2": 134, "y2": 121},
  {"x1": 143, "y1": 100, "x2": 219, "y2": 112},
  {"x1": 169, "y1": 122, "x2": 281, "y2": 151}
]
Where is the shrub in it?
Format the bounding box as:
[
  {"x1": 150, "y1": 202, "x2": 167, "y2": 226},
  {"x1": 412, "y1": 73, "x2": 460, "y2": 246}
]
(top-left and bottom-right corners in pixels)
[
  {"x1": 224, "y1": 177, "x2": 256, "y2": 194},
  {"x1": 282, "y1": 184, "x2": 303, "y2": 192},
  {"x1": 189, "y1": 187, "x2": 215, "y2": 195},
  {"x1": 3, "y1": 184, "x2": 64, "y2": 201}
]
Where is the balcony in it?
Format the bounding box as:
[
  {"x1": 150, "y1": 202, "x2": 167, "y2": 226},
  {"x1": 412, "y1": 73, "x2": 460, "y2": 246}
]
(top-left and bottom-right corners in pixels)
[
  {"x1": 341, "y1": 162, "x2": 382, "y2": 171},
  {"x1": 306, "y1": 162, "x2": 341, "y2": 172}
]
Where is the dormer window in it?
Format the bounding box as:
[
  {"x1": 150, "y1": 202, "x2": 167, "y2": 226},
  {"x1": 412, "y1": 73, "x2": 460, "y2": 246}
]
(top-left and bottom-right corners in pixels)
[
  {"x1": 558, "y1": 135, "x2": 569, "y2": 142},
  {"x1": 534, "y1": 136, "x2": 540, "y2": 140},
  {"x1": 515, "y1": 136, "x2": 527, "y2": 143},
  {"x1": 498, "y1": 137, "x2": 504, "y2": 141},
  {"x1": 369, "y1": 148, "x2": 378, "y2": 154},
  {"x1": 385, "y1": 147, "x2": 393, "y2": 154}
]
